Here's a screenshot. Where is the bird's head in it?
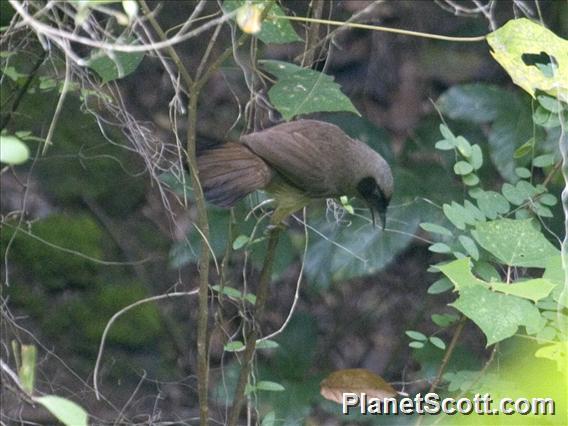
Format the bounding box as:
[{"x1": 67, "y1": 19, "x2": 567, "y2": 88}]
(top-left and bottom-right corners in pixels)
[{"x1": 356, "y1": 155, "x2": 393, "y2": 229}]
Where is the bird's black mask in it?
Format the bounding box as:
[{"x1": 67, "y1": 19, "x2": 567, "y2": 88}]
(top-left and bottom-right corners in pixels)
[{"x1": 357, "y1": 177, "x2": 390, "y2": 229}]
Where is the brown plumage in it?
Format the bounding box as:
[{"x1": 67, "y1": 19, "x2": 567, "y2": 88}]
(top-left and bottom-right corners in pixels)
[
  {"x1": 197, "y1": 142, "x2": 272, "y2": 207},
  {"x1": 197, "y1": 119, "x2": 394, "y2": 226}
]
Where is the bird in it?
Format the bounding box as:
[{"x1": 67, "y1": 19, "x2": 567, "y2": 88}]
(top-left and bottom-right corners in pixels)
[{"x1": 196, "y1": 119, "x2": 393, "y2": 227}]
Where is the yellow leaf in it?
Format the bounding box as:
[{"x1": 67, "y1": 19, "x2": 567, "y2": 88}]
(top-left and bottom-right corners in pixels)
[
  {"x1": 487, "y1": 18, "x2": 568, "y2": 102},
  {"x1": 320, "y1": 368, "x2": 397, "y2": 404},
  {"x1": 236, "y1": 3, "x2": 263, "y2": 34}
]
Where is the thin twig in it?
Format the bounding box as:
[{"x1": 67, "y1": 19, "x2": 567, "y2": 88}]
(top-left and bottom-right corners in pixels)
[
  {"x1": 93, "y1": 291, "x2": 198, "y2": 399},
  {"x1": 429, "y1": 315, "x2": 467, "y2": 393},
  {"x1": 277, "y1": 15, "x2": 487, "y2": 42},
  {"x1": 1, "y1": 222, "x2": 153, "y2": 266},
  {"x1": 415, "y1": 315, "x2": 467, "y2": 426},
  {"x1": 9, "y1": 0, "x2": 236, "y2": 54},
  {"x1": 138, "y1": 0, "x2": 193, "y2": 87},
  {"x1": 228, "y1": 227, "x2": 281, "y2": 426},
  {"x1": 259, "y1": 209, "x2": 308, "y2": 343},
  {"x1": 0, "y1": 51, "x2": 46, "y2": 132},
  {"x1": 301, "y1": 0, "x2": 325, "y2": 67},
  {"x1": 42, "y1": 41, "x2": 71, "y2": 154}
]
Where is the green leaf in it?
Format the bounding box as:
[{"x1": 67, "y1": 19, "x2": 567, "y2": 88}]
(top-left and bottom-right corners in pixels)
[
  {"x1": 438, "y1": 84, "x2": 532, "y2": 181},
  {"x1": 533, "y1": 105, "x2": 561, "y2": 128},
  {"x1": 473, "y1": 219, "x2": 559, "y2": 268},
  {"x1": 462, "y1": 173, "x2": 480, "y2": 187},
  {"x1": 515, "y1": 167, "x2": 531, "y2": 178},
  {"x1": 514, "y1": 138, "x2": 534, "y2": 159},
  {"x1": 516, "y1": 180, "x2": 540, "y2": 200},
  {"x1": 454, "y1": 161, "x2": 474, "y2": 175},
  {"x1": 463, "y1": 200, "x2": 485, "y2": 222},
  {"x1": 443, "y1": 202, "x2": 476, "y2": 230},
  {"x1": 458, "y1": 235, "x2": 479, "y2": 260},
  {"x1": 428, "y1": 243, "x2": 452, "y2": 254},
  {"x1": 439, "y1": 258, "x2": 544, "y2": 345},
  {"x1": 224, "y1": 1, "x2": 302, "y2": 44},
  {"x1": 537, "y1": 94, "x2": 564, "y2": 113},
  {"x1": 420, "y1": 222, "x2": 453, "y2": 237},
  {"x1": 260, "y1": 60, "x2": 359, "y2": 120},
  {"x1": 470, "y1": 144, "x2": 483, "y2": 170},
  {"x1": 19, "y1": 344, "x2": 37, "y2": 394},
  {"x1": 533, "y1": 154, "x2": 555, "y2": 168},
  {"x1": 261, "y1": 411, "x2": 276, "y2": 426},
  {"x1": 539, "y1": 193, "x2": 557, "y2": 206},
  {"x1": 439, "y1": 124, "x2": 455, "y2": 140},
  {"x1": 543, "y1": 255, "x2": 567, "y2": 307},
  {"x1": 472, "y1": 191, "x2": 510, "y2": 220},
  {"x1": 489, "y1": 278, "x2": 556, "y2": 303},
  {"x1": 87, "y1": 44, "x2": 144, "y2": 83},
  {"x1": 224, "y1": 341, "x2": 245, "y2": 352},
  {"x1": 256, "y1": 339, "x2": 279, "y2": 349},
  {"x1": 488, "y1": 103, "x2": 533, "y2": 181},
  {"x1": 429, "y1": 336, "x2": 446, "y2": 350},
  {"x1": 501, "y1": 182, "x2": 525, "y2": 205},
  {"x1": 533, "y1": 203, "x2": 553, "y2": 218},
  {"x1": 431, "y1": 313, "x2": 459, "y2": 327},
  {"x1": 0, "y1": 135, "x2": 30, "y2": 165},
  {"x1": 255, "y1": 381, "x2": 286, "y2": 392},
  {"x1": 232, "y1": 235, "x2": 249, "y2": 250},
  {"x1": 435, "y1": 139, "x2": 454, "y2": 150},
  {"x1": 405, "y1": 330, "x2": 427, "y2": 341},
  {"x1": 437, "y1": 84, "x2": 513, "y2": 122},
  {"x1": 487, "y1": 18, "x2": 568, "y2": 102},
  {"x1": 427, "y1": 278, "x2": 454, "y2": 294},
  {"x1": 472, "y1": 261, "x2": 501, "y2": 282},
  {"x1": 211, "y1": 285, "x2": 244, "y2": 300},
  {"x1": 455, "y1": 136, "x2": 472, "y2": 157},
  {"x1": 409, "y1": 341, "x2": 425, "y2": 349},
  {"x1": 34, "y1": 395, "x2": 88, "y2": 426}
]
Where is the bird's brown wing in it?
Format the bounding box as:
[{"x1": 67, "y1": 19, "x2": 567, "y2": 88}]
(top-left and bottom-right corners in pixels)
[
  {"x1": 241, "y1": 120, "x2": 343, "y2": 197},
  {"x1": 197, "y1": 142, "x2": 272, "y2": 207}
]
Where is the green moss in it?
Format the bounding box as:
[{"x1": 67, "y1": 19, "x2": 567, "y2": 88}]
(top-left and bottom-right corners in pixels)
[
  {"x1": 44, "y1": 281, "x2": 161, "y2": 353},
  {"x1": 88, "y1": 283, "x2": 162, "y2": 348},
  {"x1": 2, "y1": 214, "x2": 103, "y2": 291}
]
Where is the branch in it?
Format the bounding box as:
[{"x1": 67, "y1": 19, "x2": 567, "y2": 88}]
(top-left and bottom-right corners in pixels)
[
  {"x1": 186, "y1": 86, "x2": 213, "y2": 425},
  {"x1": 277, "y1": 15, "x2": 487, "y2": 42},
  {"x1": 0, "y1": 50, "x2": 46, "y2": 132},
  {"x1": 138, "y1": 0, "x2": 193, "y2": 87},
  {"x1": 301, "y1": 0, "x2": 325, "y2": 67},
  {"x1": 415, "y1": 314, "x2": 467, "y2": 426},
  {"x1": 228, "y1": 227, "x2": 281, "y2": 426},
  {"x1": 9, "y1": 0, "x2": 236, "y2": 54},
  {"x1": 93, "y1": 291, "x2": 198, "y2": 399}
]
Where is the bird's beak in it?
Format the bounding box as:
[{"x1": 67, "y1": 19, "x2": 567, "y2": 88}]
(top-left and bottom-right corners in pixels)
[
  {"x1": 368, "y1": 203, "x2": 387, "y2": 230},
  {"x1": 379, "y1": 207, "x2": 387, "y2": 230}
]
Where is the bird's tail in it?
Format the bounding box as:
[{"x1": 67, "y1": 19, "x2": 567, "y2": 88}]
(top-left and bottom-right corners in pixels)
[{"x1": 196, "y1": 143, "x2": 273, "y2": 207}]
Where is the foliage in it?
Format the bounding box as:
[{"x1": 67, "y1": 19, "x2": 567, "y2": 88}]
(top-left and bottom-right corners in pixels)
[
  {"x1": 487, "y1": 18, "x2": 568, "y2": 103},
  {"x1": 0, "y1": 134, "x2": 30, "y2": 164},
  {"x1": 414, "y1": 85, "x2": 566, "y2": 421},
  {"x1": 224, "y1": 0, "x2": 302, "y2": 44},
  {"x1": 260, "y1": 60, "x2": 359, "y2": 120}
]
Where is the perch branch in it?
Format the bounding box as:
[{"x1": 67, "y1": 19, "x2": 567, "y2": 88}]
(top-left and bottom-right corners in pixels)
[
  {"x1": 228, "y1": 227, "x2": 281, "y2": 426},
  {"x1": 415, "y1": 314, "x2": 467, "y2": 426}
]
